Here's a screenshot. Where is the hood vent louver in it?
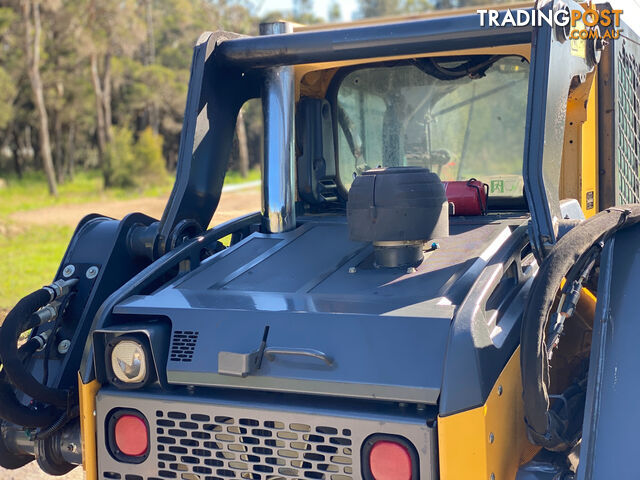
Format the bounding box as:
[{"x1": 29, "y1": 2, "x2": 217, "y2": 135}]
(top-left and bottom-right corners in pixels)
[{"x1": 170, "y1": 330, "x2": 200, "y2": 363}]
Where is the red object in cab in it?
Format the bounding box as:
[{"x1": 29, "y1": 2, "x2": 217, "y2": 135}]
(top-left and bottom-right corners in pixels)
[{"x1": 442, "y1": 178, "x2": 489, "y2": 216}]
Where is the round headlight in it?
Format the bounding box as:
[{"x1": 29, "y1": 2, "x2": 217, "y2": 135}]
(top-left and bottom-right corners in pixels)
[{"x1": 111, "y1": 340, "x2": 147, "y2": 384}]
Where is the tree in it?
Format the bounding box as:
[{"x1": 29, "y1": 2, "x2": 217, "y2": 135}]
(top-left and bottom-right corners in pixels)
[
  {"x1": 41, "y1": 0, "x2": 95, "y2": 182},
  {"x1": 89, "y1": 49, "x2": 112, "y2": 181},
  {"x1": 293, "y1": 0, "x2": 313, "y2": 22},
  {"x1": 434, "y1": 0, "x2": 516, "y2": 8},
  {"x1": 236, "y1": 108, "x2": 249, "y2": 178},
  {"x1": 144, "y1": 0, "x2": 159, "y2": 133},
  {"x1": 22, "y1": 0, "x2": 57, "y2": 196},
  {"x1": 328, "y1": 1, "x2": 342, "y2": 21},
  {"x1": 0, "y1": 9, "x2": 17, "y2": 131},
  {"x1": 0, "y1": 0, "x2": 268, "y2": 185},
  {"x1": 85, "y1": 0, "x2": 145, "y2": 186},
  {"x1": 357, "y1": 0, "x2": 398, "y2": 18},
  {"x1": 356, "y1": 0, "x2": 434, "y2": 18}
]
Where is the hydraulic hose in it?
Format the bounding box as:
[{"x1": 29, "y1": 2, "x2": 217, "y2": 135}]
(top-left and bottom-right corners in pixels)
[
  {"x1": 0, "y1": 280, "x2": 77, "y2": 411},
  {"x1": 0, "y1": 385, "x2": 59, "y2": 428},
  {"x1": 521, "y1": 205, "x2": 640, "y2": 451},
  {"x1": 17, "y1": 336, "x2": 41, "y2": 362},
  {"x1": 0, "y1": 342, "x2": 59, "y2": 428}
]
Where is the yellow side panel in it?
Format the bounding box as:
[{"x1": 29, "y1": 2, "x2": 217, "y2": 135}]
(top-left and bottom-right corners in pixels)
[
  {"x1": 78, "y1": 374, "x2": 101, "y2": 480},
  {"x1": 581, "y1": 71, "x2": 598, "y2": 217},
  {"x1": 438, "y1": 348, "x2": 538, "y2": 480},
  {"x1": 560, "y1": 70, "x2": 599, "y2": 217},
  {"x1": 560, "y1": 121, "x2": 582, "y2": 202}
]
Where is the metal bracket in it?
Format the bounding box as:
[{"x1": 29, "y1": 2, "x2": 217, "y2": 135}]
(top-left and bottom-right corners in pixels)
[
  {"x1": 218, "y1": 326, "x2": 270, "y2": 377},
  {"x1": 217, "y1": 350, "x2": 261, "y2": 377}
]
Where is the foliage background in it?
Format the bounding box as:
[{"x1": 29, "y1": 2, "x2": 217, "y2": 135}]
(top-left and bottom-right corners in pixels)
[
  {"x1": 0, "y1": 0, "x2": 517, "y2": 190},
  {"x1": 0, "y1": 0, "x2": 523, "y2": 312}
]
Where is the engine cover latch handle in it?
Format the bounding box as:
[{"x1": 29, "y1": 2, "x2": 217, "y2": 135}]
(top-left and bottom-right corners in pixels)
[{"x1": 264, "y1": 347, "x2": 334, "y2": 367}]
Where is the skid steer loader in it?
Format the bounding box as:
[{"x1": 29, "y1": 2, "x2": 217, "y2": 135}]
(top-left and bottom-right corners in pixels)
[{"x1": 1, "y1": 1, "x2": 639, "y2": 479}]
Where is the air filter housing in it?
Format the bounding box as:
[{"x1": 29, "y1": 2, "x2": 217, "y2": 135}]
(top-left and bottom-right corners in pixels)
[{"x1": 347, "y1": 167, "x2": 448, "y2": 268}]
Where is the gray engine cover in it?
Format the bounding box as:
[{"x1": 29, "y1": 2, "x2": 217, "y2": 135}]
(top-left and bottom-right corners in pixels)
[{"x1": 114, "y1": 219, "x2": 517, "y2": 404}]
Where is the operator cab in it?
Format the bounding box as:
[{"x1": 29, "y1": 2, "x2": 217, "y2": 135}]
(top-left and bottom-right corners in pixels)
[{"x1": 297, "y1": 54, "x2": 530, "y2": 215}]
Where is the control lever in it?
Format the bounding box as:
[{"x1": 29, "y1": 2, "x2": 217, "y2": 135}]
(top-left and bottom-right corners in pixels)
[{"x1": 255, "y1": 326, "x2": 269, "y2": 369}]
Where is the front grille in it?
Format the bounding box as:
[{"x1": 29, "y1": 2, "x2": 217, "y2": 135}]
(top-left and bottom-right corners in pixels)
[
  {"x1": 154, "y1": 410, "x2": 353, "y2": 480},
  {"x1": 96, "y1": 391, "x2": 435, "y2": 480}
]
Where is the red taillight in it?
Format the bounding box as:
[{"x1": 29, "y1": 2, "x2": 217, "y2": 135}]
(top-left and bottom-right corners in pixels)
[
  {"x1": 369, "y1": 440, "x2": 413, "y2": 480},
  {"x1": 114, "y1": 414, "x2": 148, "y2": 457}
]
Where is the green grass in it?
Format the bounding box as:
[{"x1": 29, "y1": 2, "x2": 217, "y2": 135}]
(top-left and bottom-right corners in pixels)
[
  {"x1": 0, "y1": 170, "x2": 171, "y2": 218},
  {"x1": 0, "y1": 225, "x2": 73, "y2": 308},
  {"x1": 0, "y1": 168, "x2": 260, "y2": 217},
  {"x1": 223, "y1": 168, "x2": 261, "y2": 185},
  {"x1": 0, "y1": 167, "x2": 260, "y2": 308}
]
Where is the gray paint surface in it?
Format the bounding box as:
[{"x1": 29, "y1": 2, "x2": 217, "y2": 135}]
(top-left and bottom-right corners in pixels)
[
  {"x1": 114, "y1": 218, "x2": 523, "y2": 404},
  {"x1": 578, "y1": 223, "x2": 640, "y2": 479}
]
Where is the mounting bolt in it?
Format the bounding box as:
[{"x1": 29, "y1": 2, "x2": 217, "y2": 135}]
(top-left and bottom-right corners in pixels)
[
  {"x1": 57, "y1": 339, "x2": 71, "y2": 355},
  {"x1": 430, "y1": 241, "x2": 440, "y2": 250},
  {"x1": 86, "y1": 266, "x2": 99, "y2": 279},
  {"x1": 497, "y1": 385, "x2": 503, "y2": 396},
  {"x1": 62, "y1": 265, "x2": 75, "y2": 278},
  {"x1": 489, "y1": 432, "x2": 495, "y2": 444},
  {"x1": 348, "y1": 267, "x2": 357, "y2": 274},
  {"x1": 406, "y1": 266, "x2": 416, "y2": 274}
]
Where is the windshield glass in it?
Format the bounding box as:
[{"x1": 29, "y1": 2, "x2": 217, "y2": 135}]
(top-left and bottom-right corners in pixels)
[{"x1": 336, "y1": 56, "x2": 530, "y2": 198}]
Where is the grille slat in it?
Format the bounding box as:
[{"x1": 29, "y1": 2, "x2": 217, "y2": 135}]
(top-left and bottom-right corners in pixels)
[{"x1": 155, "y1": 411, "x2": 353, "y2": 480}]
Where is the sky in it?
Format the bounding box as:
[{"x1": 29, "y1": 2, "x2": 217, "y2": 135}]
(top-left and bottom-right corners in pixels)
[
  {"x1": 612, "y1": 0, "x2": 640, "y2": 33},
  {"x1": 258, "y1": 0, "x2": 640, "y2": 31}
]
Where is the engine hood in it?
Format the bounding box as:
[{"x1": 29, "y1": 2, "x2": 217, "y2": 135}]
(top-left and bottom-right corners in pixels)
[{"x1": 114, "y1": 217, "x2": 521, "y2": 404}]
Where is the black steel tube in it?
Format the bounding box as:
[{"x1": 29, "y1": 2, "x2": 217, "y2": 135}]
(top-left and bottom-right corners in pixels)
[
  {"x1": 0, "y1": 423, "x2": 34, "y2": 469},
  {"x1": 216, "y1": 12, "x2": 533, "y2": 68}
]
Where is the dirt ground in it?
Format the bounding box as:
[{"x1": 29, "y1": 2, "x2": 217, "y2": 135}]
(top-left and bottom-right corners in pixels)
[
  {"x1": 0, "y1": 186, "x2": 260, "y2": 479},
  {"x1": 9, "y1": 183, "x2": 261, "y2": 229},
  {"x1": 0, "y1": 462, "x2": 85, "y2": 480}
]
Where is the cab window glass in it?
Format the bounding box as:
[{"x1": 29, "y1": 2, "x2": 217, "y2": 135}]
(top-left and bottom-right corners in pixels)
[{"x1": 336, "y1": 56, "x2": 530, "y2": 197}]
